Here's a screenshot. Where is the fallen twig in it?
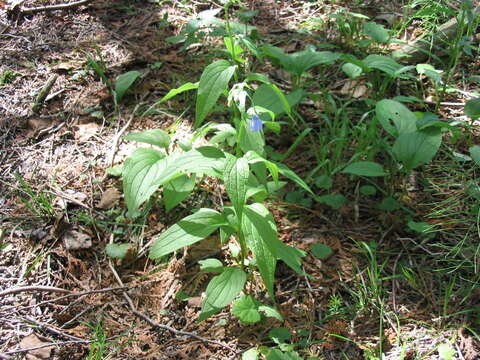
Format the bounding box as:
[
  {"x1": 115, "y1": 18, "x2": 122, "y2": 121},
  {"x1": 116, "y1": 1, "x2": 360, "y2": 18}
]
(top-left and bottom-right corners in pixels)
[
  {"x1": 7, "y1": 286, "x2": 128, "y2": 312},
  {"x1": 23, "y1": 316, "x2": 85, "y2": 342},
  {"x1": 0, "y1": 285, "x2": 71, "y2": 297},
  {"x1": 31, "y1": 75, "x2": 58, "y2": 113},
  {"x1": 108, "y1": 262, "x2": 238, "y2": 354},
  {"x1": 106, "y1": 104, "x2": 140, "y2": 168},
  {"x1": 15, "y1": 0, "x2": 93, "y2": 16}
]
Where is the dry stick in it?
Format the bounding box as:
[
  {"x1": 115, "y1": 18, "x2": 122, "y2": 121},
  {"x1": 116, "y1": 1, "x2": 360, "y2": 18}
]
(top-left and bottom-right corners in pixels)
[
  {"x1": 23, "y1": 316, "x2": 85, "y2": 342},
  {"x1": 108, "y1": 263, "x2": 238, "y2": 354},
  {"x1": 18, "y1": 0, "x2": 93, "y2": 15},
  {"x1": 0, "y1": 285, "x2": 71, "y2": 297},
  {"x1": 106, "y1": 103, "x2": 140, "y2": 168},
  {"x1": 31, "y1": 75, "x2": 58, "y2": 113},
  {"x1": 8, "y1": 286, "x2": 128, "y2": 312}
]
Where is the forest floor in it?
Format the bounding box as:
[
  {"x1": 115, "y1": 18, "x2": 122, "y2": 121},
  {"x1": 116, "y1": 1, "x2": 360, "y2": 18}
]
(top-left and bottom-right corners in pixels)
[{"x1": 1, "y1": 0, "x2": 480, "y2": 359}]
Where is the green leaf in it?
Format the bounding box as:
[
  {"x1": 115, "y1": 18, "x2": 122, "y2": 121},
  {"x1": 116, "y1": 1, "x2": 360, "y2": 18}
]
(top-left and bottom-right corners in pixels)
[
  {"x1": 224, "y1": 156, "x2": 249, "y2": 219},
  {"x1": 263, "y1": 46, "x2": 340, "y2": 77},
  {"x1": 195, "y1": 60, "x2": 236, "y2": 127},
  {"x1": 310, "y1": 243, "x2": 333, "y2": 260},
  {"x1": 342, "y1": 161, "x2": 387, "y2": 177},
  {"x1": 106, "y1": 164, "x2": 123, "y2": 177},
  {"x1": 376, "y1": 99, "x2": 417, "y2": 137},
  {"x1": 314, "y1": 175, "x2": 332, "y2": 189},
  {"x1": 392, "y1": 128, "x2": 442, "y2": 171},
  {"x1": 242, "y1": 348, "x2": 260, "y2": 360},
  {"x1": 199, "y1": 267, "x2": 247, "y2": 321},
  {"x1": 122, "y1": 148, "x2": 166, "y2": 216},
  {"x1": 244, "y1": 203, "x2": 306, "y2": 275},
  {"x1": 163, "y1": 174, "x2": 196, "y2": 212},
  {"x1": 465, "y1": 98, "x2": 480, "y2": 120},
  {"x1": 316, "y1": 194, "x2": 346, "y2": 209},
  {"x1": 437, "y1": 343, "x2": 455, "y2": 360},
  {"x1": 124, "y1": 129, "x2": 171, "y2": 148},
  {"x1": 407, "y1": 220, "x2": 434, "y2": 234},
  {"x1": 266, "y1": 350, "x2": 302, "y2": 360},
  {"x1": 232, "y1": 295, "x2": 261, "y2": 323},
  {"x1": 416, "y1": 64, "x2": 442, "y2": 83},
  {"x1": 106, "y1": 243, "x2": 131, "y2": 259},
  {"x1": 258, "y1": 305, "x2": 283, "y2": 321},
  {"x1": 159, "y1": 82, "x2": 198, "y2": 103},
  {"x1": 269, "y1": 328, "x2": 292, "y2": 344},
  {"x1": 242, "y1": 204, "x2": 276, "y2": 298},
  {"x1": 364, "y1": 55, "x2": 402, "y2": 77},
  {"x1": 149, "y1": 208, "x2": 226, "y2": 259},
  {"x1": 363, "y1": 22, "x2": 389, "y2": 43},
  {"x1": 469, "y1": 145, "x2": 480, "y2": 166},
  {"x1": 114, "y1": 71, "x2": 142, "y2": 103},
  {"x1": 341, "y1": 63, "x2": 363, "y2": 79},
  {"x1": 198, "y1": 258, "x2": 224, "y2": 273},
  {"x1": 360, "y1": 185, "x2": 377, "y2": 196},
  {"x1": 252, "y1": 84, "x2": 302, "y2": 116},
  {"x1": 123, "y1": 146, "x2": 225, "y2": 215},
  {"x1": 277, "y1": 163, "x2": 313, "y2": 195},
  {"x1": 378, "y1": 197, "x2": 400, "y2": 211},
  {"x1": 288, "y1": 49, "x2": 340, "y2": 77}
]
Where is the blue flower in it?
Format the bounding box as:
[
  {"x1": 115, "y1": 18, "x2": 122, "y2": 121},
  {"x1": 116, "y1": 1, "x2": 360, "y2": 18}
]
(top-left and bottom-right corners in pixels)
[{"x1": 249, "y1": 115, "x2": 263, "y2": 131}]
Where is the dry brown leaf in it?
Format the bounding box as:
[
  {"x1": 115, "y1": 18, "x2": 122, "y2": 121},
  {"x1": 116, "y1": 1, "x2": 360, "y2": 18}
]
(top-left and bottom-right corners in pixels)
[
  {"x1": 19, "y1": 334, "x2": 53, "y2": 360},
  {"x1": 52, "y1": 61, "x2": 82, "y2": 72},
  {"x1": 96, "y1": 188, "x2": 120, "y2": 209},
  {"x1": 26, "y1": 118, "x2": 54, "y2": 138},
  {"x1": 340, "y1": 80, "x2": 368, "y2": 98},
  {"x1": 62, "y1": 229, "x2": 92, "y2": 250},
  {"x1": 74, "y1": 122, "x2": 100, "y2": 141}
]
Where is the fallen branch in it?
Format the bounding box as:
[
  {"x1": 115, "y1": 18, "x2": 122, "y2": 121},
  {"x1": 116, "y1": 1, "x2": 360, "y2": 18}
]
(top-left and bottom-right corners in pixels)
[
  {"x1": 14, "y1": 0, "x2": 93, "y2": 16},
  {"x1": 7, "y1": 286, "x2": 128, "y2": 312},
  {"x1": 0, "y1": 285, "x2": 71, "y2": 297},
  {"x1": 397, "y1": 6, "x2": 480, "y2": 64},
  {"x1": 108, "y1": 262, "x2": 238, "y2": 354},
  {"x1": 31, "y1": 75, "x2": 57, "y2": 113}
]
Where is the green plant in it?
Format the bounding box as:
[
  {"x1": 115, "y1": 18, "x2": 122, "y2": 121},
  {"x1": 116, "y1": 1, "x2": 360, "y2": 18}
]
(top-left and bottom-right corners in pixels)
[
  {"x1": 86, "y1": 322, "x2": 127, "y2": 360},
  {"x1": 14, "y1": 172, "x2": 54, "y2": 218},
  {"x1": 120, "y1": 127, "x2": 311, "y2": 320},
  {"x1": 0, "y1": 69, "x2": 17, "y2": 86},
  {"x1": 86, "y1": 52, "x2": 142, "y2": 113}
]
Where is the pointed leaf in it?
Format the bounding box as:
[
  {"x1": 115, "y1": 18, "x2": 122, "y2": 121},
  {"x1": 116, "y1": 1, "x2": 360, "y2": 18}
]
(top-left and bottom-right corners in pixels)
[
  {"x1": 224, "y1": 156, "x2": 249, "y2": 218},
  {"x1": 258, "y1": 305, "x2": 283, "y2": 321},
  {"x1": 288, "y1": 49, "x2": 340, "y2": 77},
  {"x1": 392, "y1": 128, "x2": 442, "y2": 171},
  {"x1": 469, "y1": 145, "x2": 480, "y2": 166},
  {"x1": 242, "y1": 206, "x2": 276, "y2": 298},
  {"x1": 124, "y1": 129, "x2": 171, "y2": 148},
  {"x1": 123, "y1": 146, "x2": 225, "y2": 215},
  {"x1": 122, "y1": 148, "x2": 166, "y2": 216},
  {"x1": 195, "y1": 60, "x2": 236, "y2": 127},
  {"x1": 465, "y1": 98, "x2": 480, "y2": 120},
  {"x1": 198, "y1": 258, "x2": 224, "y2": 273},
  {"x1": 244, "y1": 203, "x2": 306, "y2": 275},
  {"x1": 163, "y1": 174, "x2": 196, "y2": 212},
  {"x1": 364, "y1": 55, "x2": 402, "y2": 76},
  {"x1": 115, "y1": 71, "x2": 142, "y2": 103},
  {"x1": 363, "y1": 22, "x2": 389, "y2": 43},
  {"x1": 199, "y1": 267, "x2": 247, "y2": 321},
  {"x1": 159, "y1": 82, "x2": 198, "y2": 103},
  {"x1": 376, "y1": 99, "x2": 417, "y2": 137},
  {"x1": 342, "y1": 161, "x2": 387, "y2": 177},
  {"x1": 149, "y1": 208, "x2": 226, "y2": 259},
  {"x1": 276, "y1": 163, "x2": 313, "y2": 195}
]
